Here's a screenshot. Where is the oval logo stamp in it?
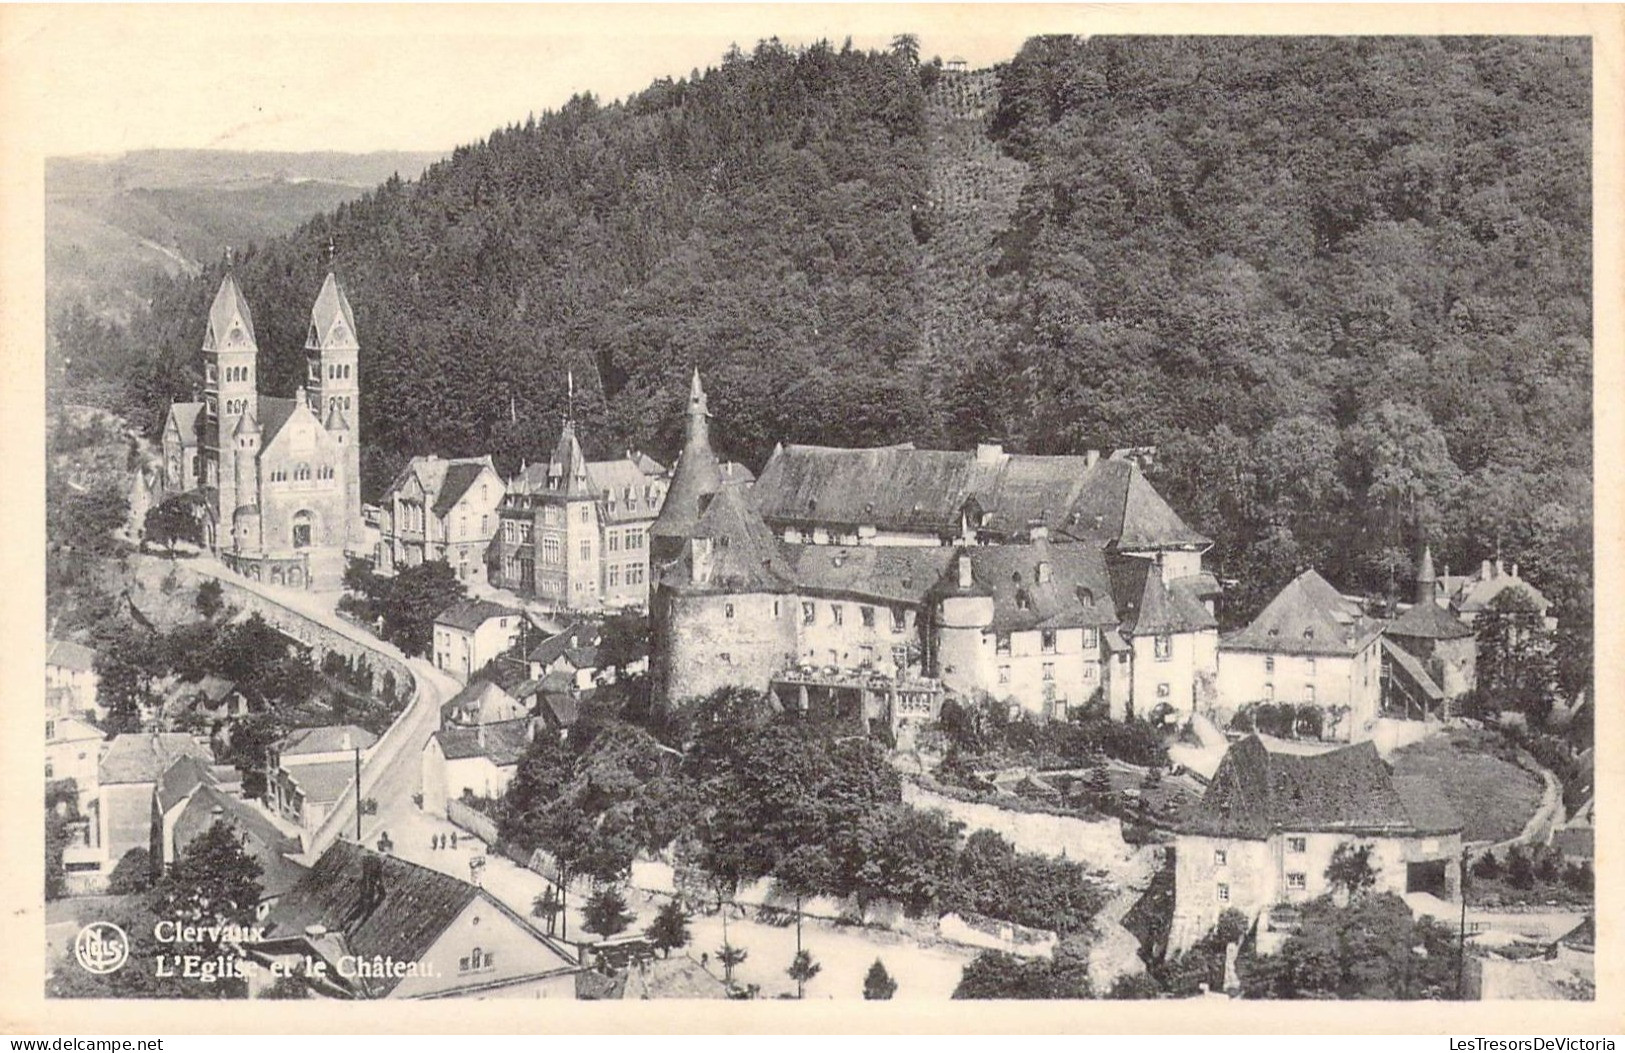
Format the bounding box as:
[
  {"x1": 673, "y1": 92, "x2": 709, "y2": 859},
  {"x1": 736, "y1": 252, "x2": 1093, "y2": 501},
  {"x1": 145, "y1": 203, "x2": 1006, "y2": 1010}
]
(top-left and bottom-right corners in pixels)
[{"x1": 74, "y1": 921, "x2": 130, "y2": 975}]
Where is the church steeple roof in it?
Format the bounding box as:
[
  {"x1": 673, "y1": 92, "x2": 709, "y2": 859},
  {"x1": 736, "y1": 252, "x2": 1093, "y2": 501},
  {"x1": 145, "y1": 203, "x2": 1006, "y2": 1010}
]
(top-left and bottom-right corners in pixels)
[
  {"x1": 546, "y1": 418, "x2": 593, "y2": 499},
  {"x1": 324, "y1": 402, "x2": 350, "y2": 432},
  {"x1": 233, "y1": 408, "x2": 261, "y2": 437},
  {"x1": 307, "y1": 271, "x2": 358, "y2": 351},
  {"x1": 1415, "y1": 544, "x2": 1437, "y2": 605},
  {"x1": 203, "y1": 271, "x2": 256, "y2": 352}
]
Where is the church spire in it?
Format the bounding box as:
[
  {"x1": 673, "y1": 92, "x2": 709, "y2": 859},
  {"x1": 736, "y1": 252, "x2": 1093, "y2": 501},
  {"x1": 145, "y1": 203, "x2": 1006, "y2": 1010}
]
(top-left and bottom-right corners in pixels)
[
  {"x1": 651, "y1": 370, "x2": 725, "y2": 564},
  {"x1": 1415, "y1": 544, "x2": 1437, "y2": 605}
]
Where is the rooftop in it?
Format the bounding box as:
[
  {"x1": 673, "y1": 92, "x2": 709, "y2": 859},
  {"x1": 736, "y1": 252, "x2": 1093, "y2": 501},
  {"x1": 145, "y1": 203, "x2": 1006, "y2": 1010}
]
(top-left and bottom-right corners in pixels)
[
  {"x1": 435, "y1": 598, "x2": 522, "y2": 633},
  {"x1": 100, "y1": 733, "x2": 214, "y2": 786},
  {"x1": 1222, "y1": 568, "x2": 1383, "y2": 656},
  {"x1": 278, "y1": 724, "x2": 377, "y2": 758}
]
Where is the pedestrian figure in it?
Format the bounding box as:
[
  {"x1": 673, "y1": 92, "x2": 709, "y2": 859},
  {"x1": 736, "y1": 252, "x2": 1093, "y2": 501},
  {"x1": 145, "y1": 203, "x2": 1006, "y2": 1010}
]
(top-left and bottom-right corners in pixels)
[
  {"x1": 431, "y1": 835, "x2": 439, "y2": 851},
  {"x1": 701, "y1": 952, "x2": 710, "y2": 970},
  {"x1": 451, "y1": 832, "x2": 459, "y2": 850}
]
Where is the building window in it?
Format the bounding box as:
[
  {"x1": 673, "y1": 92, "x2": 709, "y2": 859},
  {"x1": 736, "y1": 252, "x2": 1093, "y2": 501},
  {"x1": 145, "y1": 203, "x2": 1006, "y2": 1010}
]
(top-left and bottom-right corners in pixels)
[
  {"x1": 1217, "y1": 883, "x2": 1230, "y2": 903},
  {"x1": 481, "y1": 515, "x2": 489, "y2": 535},
  {"x1": 1082, "y1": 628, "x2": 1098, "y2": 649},
  {"x1": 1263, "y1": 683, "x2": 1274, "y2": 702},
  {"x1": 1156, "y1": 683, "x2": 1171, "y2": 699},
  {"x1": 724, "y1": 603, "x2": 735, "y2": 620},
  {"x1": 861, "y1": 606, "x2": 876, "y2": 628},
  {"x1": 579, "y1": 539, "x2": 591, "y2": 561},
  {"x1": 1042, "y1": 662, "x2": 1055, "y2": 681},
  {"x1": 802, "y1": 602, "x2": 815, "y2": 626},
  {"x1": 543, "y1": 537, "x2": 560, "y2": 564},
  {"x1": 608, "y1": 564, "x2": 620, "y2": 588},
  {"x1": 1041, "y1": 630, "x2": 1057, "y2": 654},
  {"x1": 1287, "y1": 873, "x2": 1307, "y2": 891},
  {"x1": 1288, "y1": 837, "x2": 1306, "y2": 854},
  {"x1": 1305, "y1": 657, "x2": 1317, "y2": 677},
  {"x1": 773, "y1": 600, "x2": 781, "y2": 619},
  {"x1": 608, "y1": 532, "x2": 620, "y2": 553},
  {"x1": 628, "y1": 565, "x2": 644, "y2": 586},
  {"x1": 832, "y1": 605, "x2": 843, "y2": 627},
  {"x1": 1214, "y1": 849, "x2": 1227, "y2": 867},
  {"x1": 1304, "y1": 685, "x2": 1316, "y2": 704},
  {"x1": 579, "y1": 505, "x2": 590, "y2": 523},
  {"x1": 892, "y1": 646, "x2": 908, "y2": 669},
  {"x1": 459, "y1": 948, "x2": 495, "y2": 973},
  {"x1": 891, "y1": 608, "x2": 907, "y2": 633},
  {"x1": 1154, "y1": 634, "x2": 1172, "y2": 660},
  {"x1": 1264, "y1": 656, "x2": 1275, "y2": 673},
  {"x1": 998, "y1": 665, "x2": 1010, "y2": 685},
  {"x1": 995, "y1": 632, "x2": 1011, "y2": 656},
  {"x1": 45, "y1": 720, "x2": 55, "y2": 740}
]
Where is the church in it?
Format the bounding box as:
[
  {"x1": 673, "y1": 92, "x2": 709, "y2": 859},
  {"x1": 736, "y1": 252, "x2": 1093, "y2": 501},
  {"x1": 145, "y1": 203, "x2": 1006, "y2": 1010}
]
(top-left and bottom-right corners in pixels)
[{"x1": 160, "y1": 263, "x2": 363, "y2": 591}]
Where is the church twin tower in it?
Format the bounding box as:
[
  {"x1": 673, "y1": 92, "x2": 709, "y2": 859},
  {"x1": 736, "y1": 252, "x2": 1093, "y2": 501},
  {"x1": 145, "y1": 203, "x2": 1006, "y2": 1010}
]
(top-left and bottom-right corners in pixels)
[{"x1": 161, "y1": 261, "x2": 363, "y2": 591}]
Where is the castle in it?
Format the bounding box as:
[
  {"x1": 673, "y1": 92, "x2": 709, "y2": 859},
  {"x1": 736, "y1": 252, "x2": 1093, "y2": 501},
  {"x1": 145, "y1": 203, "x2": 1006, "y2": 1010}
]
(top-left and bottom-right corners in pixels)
[
  {"x1": 649, "y1": 372, "x2": 1220, "y2": 732},
  {"x1": 160, "y1": 264, "x2": 363, "y2": 590}
]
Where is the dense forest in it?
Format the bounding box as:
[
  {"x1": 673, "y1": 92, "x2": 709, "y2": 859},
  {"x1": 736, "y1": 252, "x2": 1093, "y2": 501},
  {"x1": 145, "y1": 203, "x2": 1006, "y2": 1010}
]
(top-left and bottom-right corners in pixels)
[{"x1": 50, "y1": 35, "x2": 1592, "y2": 641}]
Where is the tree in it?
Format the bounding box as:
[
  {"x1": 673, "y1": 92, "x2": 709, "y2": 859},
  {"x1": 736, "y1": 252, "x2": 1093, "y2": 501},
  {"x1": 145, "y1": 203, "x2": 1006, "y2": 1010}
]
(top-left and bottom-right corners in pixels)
[
  {"x1": 717, "y1": 942, "x2": 749, "y2": 985},
  {"x1": 1325, "y1": 842, "x2": 1380, "y2": 900},
  {"x1": 581, "y1": 886, "x2": 636, "y2": 938},
  {"x1": 774, "y1": 843, "x2": 833, "y2": 954},
  {"x1": 379, "y1": 561, "x2": 467, "y2": 657},
  {"x1": 195, "y1": 579, "x2": 224, "y2": 619},
  {"x1": 1472, "y1": 850, "x2": 1501, "y2": 880},
  {"x1": 1505, "y1": 845, "x2": 1535, "y2": 891},
  {"x1": 952, "y1": 950, "x2": 1090, "y2": 999},
  {"x1": 787, "y1": 948, "x2": 822, "y2": 999},
  {"x1": 1242, "y1": 893, "x2": 1459, "y2": 1000},
  {"x1": 154, "y1": 821, "x2": 264, "y2": 929},
  {"x1": 143, "y1": 496, "x2": 204, "y2": 554},
  {"x1": 532, "y1": 887, "x2": 564, "y2": 937},
  {"x1": 863, "y1": 959, "x2": 898, "y2": 1000},
  {"x1": 648, "y1": 899, "x2": 692, "y2": 958},
  {"x1": 108, "y1": 848, "x2": 154, "y2": 895}
]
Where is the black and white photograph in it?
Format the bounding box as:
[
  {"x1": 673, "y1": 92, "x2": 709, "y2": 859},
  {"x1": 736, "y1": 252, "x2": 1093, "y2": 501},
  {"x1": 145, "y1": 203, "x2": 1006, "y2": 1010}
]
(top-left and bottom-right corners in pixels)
[{"x1": 5, "y1": 1, "x2": 1618, "y2": 1031}]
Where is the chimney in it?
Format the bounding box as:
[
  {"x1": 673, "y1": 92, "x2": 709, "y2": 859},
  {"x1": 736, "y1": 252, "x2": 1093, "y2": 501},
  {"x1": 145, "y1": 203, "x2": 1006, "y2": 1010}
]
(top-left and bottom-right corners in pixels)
[
  {"x1": 1037, "y1": 561, "x2": 1052, "y2": 585},
  {"x1": 476, "y1": 724, "x2": 487, "y2": 750},
  {"x1": 1030, "y1": 524, "x2": 1049, "y2": 542},
  {"x1": 1481, "y1": 559, "x2": 1492, "y2": 581},
  {"x1": 957, "y1": 550, "x2": 974, "y2": 589},
  {"x1": 1510, "y1": 562, "x2": 1519, "y2": 578},
  {"x1": 304, "y1": 924, "x2": 328, "y2": 938},
  {"x1": 1085, "y1": 449, "x2": 1100, "y2": 468},
  {"x1": 975, "y1": 441, "x2": 1004, "y2": 464},
  {"x1": 340, "y1": 730, "x2": 352, "y2": 752}
]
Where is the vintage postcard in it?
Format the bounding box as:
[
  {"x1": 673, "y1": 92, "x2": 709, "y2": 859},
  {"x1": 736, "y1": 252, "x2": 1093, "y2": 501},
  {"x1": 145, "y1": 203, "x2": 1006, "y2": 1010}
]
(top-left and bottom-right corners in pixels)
[{"x1": 1, "y1": 2, "x2": 1620, "y2": 1035}]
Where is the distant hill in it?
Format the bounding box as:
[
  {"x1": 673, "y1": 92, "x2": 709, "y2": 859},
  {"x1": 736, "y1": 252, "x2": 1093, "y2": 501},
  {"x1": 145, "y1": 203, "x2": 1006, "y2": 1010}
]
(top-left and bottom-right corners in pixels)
[{"x1": 46, "y1": 149, "x2": 445, "y2": 323}]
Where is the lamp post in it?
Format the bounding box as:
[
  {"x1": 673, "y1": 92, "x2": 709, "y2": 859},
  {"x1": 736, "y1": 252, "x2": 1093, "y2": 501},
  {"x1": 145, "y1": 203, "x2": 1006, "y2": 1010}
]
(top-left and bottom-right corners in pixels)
[{"x1": 1456, "y1": 845, "x2": 1471, "y2": 1000}]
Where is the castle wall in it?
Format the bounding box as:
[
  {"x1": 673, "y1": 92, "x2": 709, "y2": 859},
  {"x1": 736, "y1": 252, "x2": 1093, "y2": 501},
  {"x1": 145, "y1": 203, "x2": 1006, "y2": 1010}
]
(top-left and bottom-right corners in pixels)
[{"x1": 658, "y1": 589, "x2": 796, "y2": 705}]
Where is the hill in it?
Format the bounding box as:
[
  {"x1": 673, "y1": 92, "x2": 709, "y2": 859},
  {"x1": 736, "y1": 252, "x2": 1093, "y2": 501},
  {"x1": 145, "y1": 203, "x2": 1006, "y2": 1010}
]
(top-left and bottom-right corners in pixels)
[
  {"x1": 46, "y1": 150, "x2": 445, "y2": 323},
  {"x1": 49, "y1": 37, "x2": 1592, "y2": 644}
]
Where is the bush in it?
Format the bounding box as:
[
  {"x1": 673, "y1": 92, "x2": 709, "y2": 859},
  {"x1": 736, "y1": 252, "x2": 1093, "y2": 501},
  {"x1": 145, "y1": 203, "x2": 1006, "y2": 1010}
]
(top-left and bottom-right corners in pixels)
[
  {"x1": 1472, "y1": 850, "x2": 1501, "y2": 880},
  {"x1": 107, "y1": 848, "x2": 153, "y2": 894},
  {"x1": 1505, "y1": 846, "x2": 1535, "y2": 890}
]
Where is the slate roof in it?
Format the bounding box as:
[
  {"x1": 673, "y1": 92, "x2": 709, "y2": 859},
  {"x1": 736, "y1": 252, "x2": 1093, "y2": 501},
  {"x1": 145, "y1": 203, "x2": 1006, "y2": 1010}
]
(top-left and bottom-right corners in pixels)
[
  {"x1": 586, "y1": 458, "x2": 661, "y2": 523},
  {"x1": 539, "y1": 692, "x2": 581, "y2": 728},
  {"x1": 967, "y1": 541, "x2": 1119, "y2": 632},
  {"x1": 100, "y1": 734, "x2": 214, "y2": 786},
  {"x1": 262, "y1": 842, "x2": 482, "y2": 998},
  {"x1": 1184, "y1": 735, "x2": 1462, "y2": 839},
  {"x1": 527, "y1": 623, "x2": 599, "y2": 668},
  {"x1": 175, "y1": 783, "x2": 307, "y2": 898},
  {"x1": 1442, "y1": 566, "x2": 1551, "y2": 616},
  {"x1": 666, "y1": 486, "x2": 797, "y2": 593},
  {"x1": 791, "y1": 545, "x2": 953, "y2": 606},
  {"x1": 257, "y1": 396, "x2": 302, "y2": 448},
  {"x1": 281, "y1": 759, "x2": 357, "y2": 805},
  {"x1": 307, "y1": 272, "x2": 358, "y2": 350},
  {"x1": 278, "y1": 724, "x2": 377, "y2": 758},
  {"x1": 156, "y1": 754, "x2": 216, "y2": 814},
  {"x1": 440, "y1": 680, "x2": 522, "y2": 727},
  {"x1": 435, "y1": 598, "x2": 520, "y2": 633},
  {"x1": 1109, "y1": 556, "x2": 1217, "y2": 636},
  {"x1": 203, "y1": 273, "x2": 256, "y2": 351},
  {"x1": 47, "y1": 638, "x2": 97, "y2": 672},
  {"x1": 1221, "y1": 569, "x2": 1383, "y2": 656},
  {"x1": 751, "y1": 443, "x2": 1210, "y2": 549},
  {"x1": 628, "y1": 450, "x2": 667, "y2": 477},
  {"x1": 165, "y1": 403, "x2": 203, "y2": 445},
  {"x1": 1381, "y1": 637, "x2": 1444, "y2": 702},
  {"x1": 434, "y1": 718, "x2": 532, "y2": 765},
  {"x1": 432, "y1": 461, "x2": 494, "y2": 518},
  {"x1": 1387, "y1": 601, "x2": 1475, "y2": 641},
  {"x1": 650, "y1": 376, "x2": 725, "y2": 552}
]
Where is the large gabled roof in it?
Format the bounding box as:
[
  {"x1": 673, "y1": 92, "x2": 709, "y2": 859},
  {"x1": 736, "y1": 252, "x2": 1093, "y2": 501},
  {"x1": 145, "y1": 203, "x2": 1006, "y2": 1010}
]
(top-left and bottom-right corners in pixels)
[
  {"x1": 434, "y1": 598, "x2": 521, "y2": 633},
  {"x1": 664, "y1": 485, "x2": 796, "y2": 593},
  {"x1": 1109, "y1": 556, "x2": 1217, "y2": 636},
  {"x1": 433, "y1": 719, "x2": 533, "y2": 765},
  {"x1": 432, "y1": 459, "x2": 496, "y2": 518},
  {"x1": 256, "y1": 396, "x2": 303, "y2": 448},
  {"x1": 47, "y1": 638, "x2": 97, "y2": 672},
  {"x1": 1387, "y1": 601, "x2": 1475, "y2": 641},
  {"x1": 1221, "y1": 568, "x2": 1382, "y2": 656},
  {"x1": 278, "y1": 724, "x2": 377, "y2": 758},
  {"x1": 440, "y1": 680, "x2": 523, "y2": 726},
  {"x1": 1184, "y1": 735, "x2": 1462, "y2": 839},
  {"x1": 100, "y1": 733, "x2": 214, "y2": 786},
  {"x1": 306, "y1": 271, "x2": 358, "y2": 351}
]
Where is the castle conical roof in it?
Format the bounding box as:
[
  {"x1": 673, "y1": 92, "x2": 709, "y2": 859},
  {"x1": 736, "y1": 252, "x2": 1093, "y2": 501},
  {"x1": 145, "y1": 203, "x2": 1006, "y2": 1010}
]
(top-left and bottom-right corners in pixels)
[
  {"x1": 651, "y1": 372, "x2": 724, "y2": 557},
  {"x1": 307, "y1": 271, "x2": 359, "y2": 351},
  {"x1": 204, "y1": 273, "x2": 256, "y2": 352}
]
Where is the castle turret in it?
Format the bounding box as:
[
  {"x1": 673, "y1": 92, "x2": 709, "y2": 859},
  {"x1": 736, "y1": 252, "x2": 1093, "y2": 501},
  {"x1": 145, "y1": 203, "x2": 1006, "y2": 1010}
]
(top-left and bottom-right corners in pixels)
[
  {"x1": 305, "y1": 263, "x2": 361, "y2": 544},
  {"x1": 230, "y1": 409, "x2": 262, "y2": 554},
  {"x1": 202, "y1": 259, "x2": 258, "y2": 538},
  {"x1": 650, "y1": 370, "x2": 724, "y2": 564},
  {"x1": 1415, "y1": 544, "x2": 1437, "y2": 606}
]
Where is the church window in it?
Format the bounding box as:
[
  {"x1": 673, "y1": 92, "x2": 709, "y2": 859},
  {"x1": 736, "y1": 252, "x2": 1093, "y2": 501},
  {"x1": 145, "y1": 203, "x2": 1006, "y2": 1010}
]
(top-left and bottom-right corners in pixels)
[
  {"x1": 292, "y1": 511, "x2": 314, "y2": 549},
  {"x1": 206, "y1": 363, "x2": 217, "y2": 383},
  {"x1": 579, "y1": 539, "x2": 592, "y2": 562},
  {"x1": 295, "y1": 463, "x2": 311, "y2": 482},
  {"x1": 608, "y1": 564, "x2": 620, "y2": 588}
]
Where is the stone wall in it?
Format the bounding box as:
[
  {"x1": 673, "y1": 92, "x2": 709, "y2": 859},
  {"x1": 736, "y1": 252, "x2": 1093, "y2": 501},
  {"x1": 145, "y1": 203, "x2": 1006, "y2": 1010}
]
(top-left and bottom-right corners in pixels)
[
  {"x1": 902, "y1": 778, "x2": 1134, "y2": 867},
  {"x1": 446, "y1": 797, "x2": 501, "y2": 844}
]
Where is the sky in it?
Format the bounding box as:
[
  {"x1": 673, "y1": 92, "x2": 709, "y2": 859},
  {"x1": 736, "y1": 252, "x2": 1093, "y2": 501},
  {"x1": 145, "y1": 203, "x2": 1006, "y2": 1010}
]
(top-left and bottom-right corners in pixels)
[{"x1": 15, "y1": 5, "x2": 1072, "y2": 158}]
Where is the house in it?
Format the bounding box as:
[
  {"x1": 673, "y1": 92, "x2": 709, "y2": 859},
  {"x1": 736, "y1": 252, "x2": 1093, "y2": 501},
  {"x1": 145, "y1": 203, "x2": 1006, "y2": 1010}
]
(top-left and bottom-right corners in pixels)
[
  {"x1": 1380, "y1": 547, "x2": 1478, "y2": 719},
  {"x1": 46, "y1": 638, "x2": 101, "y2": 719},
  {"x1": 433, "y1": 599, "x2": 528, "y2": 684},
  {"x1": 526, "y1": 622, "x2": 603, "y2": 689},
  {"x1": 440, "y1": 680, "x2": 527, "y2": 728},
  {"x1": 1217, "y1": 569, "x2": 1385, "y2": 743},
  {"x1": 421, "y1": 718, "x2": 534, "y2": 815},
  {"x1": 151, "y1": 756, "x2": 307, "y2": 911},
  {"x1": 46, "y1": 713, "x2": 105, "y2": 814},
  {"x1": 251, "y1": 842, "x2": 582, "y2": 999},
  {"x1": 159, "y1": 267, "x2": 363, "y2": 590},
  {"x1": 1169, "y1": 735, "x2": 1463, "y2": 953},
  {"x1": 163, "y1": 674, "x2": 250, "y2": 724},
  {"x1": 97, "y1": 733, "x2": 215, "y2": 877},
  {"x1": 1108, "y1": 553, "x2": 1219, "y2": 721},
  {"x1": 492, "y1": 415, "x2": 672, "y2": 612},
  {"x1": 375, "y1": 455, "x2": 505, "y2": 583},
  {"x1": 266, "y1": 725, "x2": 377, "y2": 831},
  {"x1": 1434, "y1": 558, "x2": 1556, "y2": 630}
]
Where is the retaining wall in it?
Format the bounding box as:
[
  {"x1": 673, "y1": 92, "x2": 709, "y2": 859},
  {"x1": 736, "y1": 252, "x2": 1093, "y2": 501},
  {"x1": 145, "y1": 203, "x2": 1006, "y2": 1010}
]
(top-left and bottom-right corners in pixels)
[{"x1": 902, "y1": 779, "x2": 1134, "y2": 867}]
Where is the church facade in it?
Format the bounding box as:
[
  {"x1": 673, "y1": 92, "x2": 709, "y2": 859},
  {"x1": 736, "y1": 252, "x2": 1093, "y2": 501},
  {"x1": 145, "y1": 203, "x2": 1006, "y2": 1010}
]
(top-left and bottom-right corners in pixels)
[{"x1": 160, "y1": 268, "x2": 363, "y2": 591}]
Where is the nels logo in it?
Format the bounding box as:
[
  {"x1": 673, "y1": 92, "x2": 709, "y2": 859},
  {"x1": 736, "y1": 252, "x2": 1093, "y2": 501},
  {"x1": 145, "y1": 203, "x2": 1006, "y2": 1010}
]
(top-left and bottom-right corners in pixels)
[{"x1": 74, "y1": 922, "x2": 130, "y2": 975}]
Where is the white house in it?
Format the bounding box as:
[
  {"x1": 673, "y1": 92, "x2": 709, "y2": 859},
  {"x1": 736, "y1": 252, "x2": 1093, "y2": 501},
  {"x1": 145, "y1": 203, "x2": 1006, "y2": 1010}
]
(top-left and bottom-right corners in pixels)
[
  {"x1": 46, "y1": 638, "x2": 101, "y2": 720},
  {"x1": 376, "y1": 455, "x2": 506, "y2": 584},
  {"x1": 433, "y1": 599, "x2": 528, "y2": 684},
  {"x1": 1217, "y1": 568, "x2": 1384, "y2": 742},
  {"x1": 97, "y1": 733, "x2": 215, "y2": 877},
  {"x1": 266, "y1": 725, "x2": 377, "y2": 832},
  {"x1": 420, "y1": 719, "x2": 533, "y2": 816},
  {"x1": 46, "y1": 713, "x2": 104, "y2": 814}
]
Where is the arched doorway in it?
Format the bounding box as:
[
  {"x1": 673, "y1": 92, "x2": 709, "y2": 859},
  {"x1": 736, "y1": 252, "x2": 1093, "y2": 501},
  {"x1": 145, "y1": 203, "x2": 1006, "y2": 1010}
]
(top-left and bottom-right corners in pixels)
[{"x1": 292, "y1": 509, "x2": 315, "y2": 550}]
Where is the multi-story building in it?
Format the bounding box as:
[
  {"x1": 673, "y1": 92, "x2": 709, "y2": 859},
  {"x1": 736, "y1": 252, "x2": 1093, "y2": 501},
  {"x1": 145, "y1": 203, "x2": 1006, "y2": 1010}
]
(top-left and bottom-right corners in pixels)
[
  {"x1": 375, "y1": 455, "x2": 505, "y2": 583},
  {"x1": 492, "y1": 417, "x2": 670, "y2": 611},
  {"x1": 432, "y1": 599, "x2": 528, "y2": 684},
  {"x1": 160, "y1": 262, "x2": 363, "y2": 590},
  {"x1": 1217, "y1": 568, "x2": 1385, "y2": 743},
  {"x1": 1170, "y1": 735, "x2": 1463, "y2": 953},
  {"x1": 1383, "y1": 547, "x2": 1478, "y2": 718}
]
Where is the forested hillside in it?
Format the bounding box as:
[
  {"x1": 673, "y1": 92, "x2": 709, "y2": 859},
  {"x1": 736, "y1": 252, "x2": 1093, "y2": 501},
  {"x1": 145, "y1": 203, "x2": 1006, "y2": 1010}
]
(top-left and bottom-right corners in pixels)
[{"x1": 51, "y1": 36, "x2": 1592, "y2": 642}]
